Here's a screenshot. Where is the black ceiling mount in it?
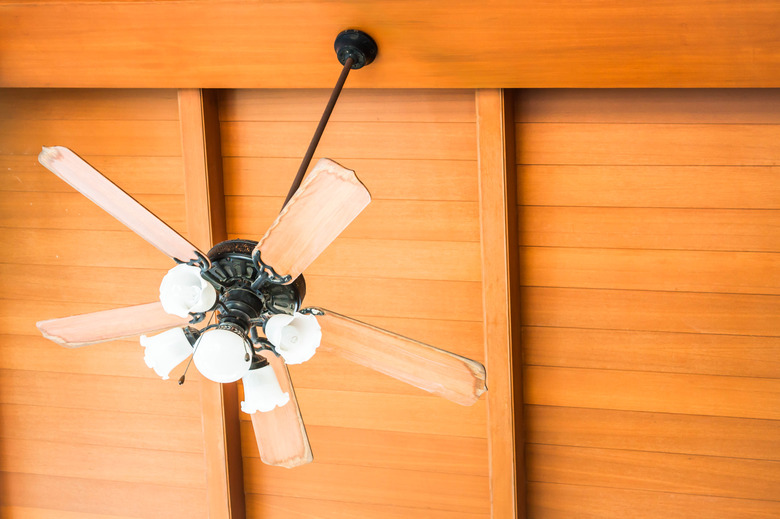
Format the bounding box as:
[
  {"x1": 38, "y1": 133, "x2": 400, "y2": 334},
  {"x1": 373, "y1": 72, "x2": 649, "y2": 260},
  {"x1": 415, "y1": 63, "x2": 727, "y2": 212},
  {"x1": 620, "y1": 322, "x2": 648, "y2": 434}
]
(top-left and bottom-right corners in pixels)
[
  {"x1": 334, "y1": 29, "x2": 378, "y2": 69},
  {"x1": 281, "y1": 29, "x2": 378, "y2": 209}
]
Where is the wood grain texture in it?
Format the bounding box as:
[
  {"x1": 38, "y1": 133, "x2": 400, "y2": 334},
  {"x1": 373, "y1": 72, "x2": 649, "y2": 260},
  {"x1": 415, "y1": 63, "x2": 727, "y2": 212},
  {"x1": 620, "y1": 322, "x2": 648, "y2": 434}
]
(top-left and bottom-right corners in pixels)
[
  {"x1": 178, "y1": 88, "x2": 244, "y2": 519},
  {"x1": 526, "y1": 406, "x2": 780, "y2": 461},
  {"x1": 527, "y1": 444, "x2": 780, "y2": 501},
  {"x1": 255, "y1": 158, "x2": 371, "y2": 281},
  {"x1": 223, "y1": 89, "x2": 489, "y2": 519},
  {"x1": 0, "y1": 88, "x2": 208, "y2": 518},
  {"x1": 248, "y1": 351, "x2": 313, "y2": 468},
  {"x1": 524, "y1": 366, "x2": 780, "y2": 420},
  {"x1": 244, "y1": 460, "x2": 490, "y2": 514},
  {"x1": 222, "y1": 157, "x2": 478, "y2": 201},
  {"x1": 241, "y1": 423, "x2": 488, "y2": 475},
  {"x1": 521, "y1": 326, "x2": 780, "y2": 378},
  {"x1": 527, "y1": 482, "x2": 780, "y2": 519},
  {"x1": 317, "y1": 309, "x2": 486, "y2": 405},
  {"x1": 36, "y1": 302, "x2": 189, "y2": 347},
  {"x1": 518, "y1": 165, "x2": 780, "y2": 209},
  {"x1": 516, "y1": 89, "x2": 780, "y2": 124},
  {"x1": 517, "y1": 88, "x2": 780, "y2": 518},
  {"x1": 476, "y1": 89, "x2": 524, "y2": 517},
  {"x1": 244, "y1": 494, "x2": 490, "y2": 519},
  {"x1": 38, "y1": 146, "x2": 201, "y2": 261},
  {"x1": 1, "y1": 2, "x2": 779, "y2": 88},
  {"x1": 3, "y1": 472, "x2": 207, "y2": 519}
]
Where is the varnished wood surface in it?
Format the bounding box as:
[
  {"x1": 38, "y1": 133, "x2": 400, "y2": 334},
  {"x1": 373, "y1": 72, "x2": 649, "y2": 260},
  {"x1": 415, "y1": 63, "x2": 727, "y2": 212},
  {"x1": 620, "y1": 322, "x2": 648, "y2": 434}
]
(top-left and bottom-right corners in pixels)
[
  {"x1": 220, "y1": 88, "x2": 491, "y2": 517},
  {"x1": 178, "y1": 89, "x2": 244, "y2": 519},
  {"x1": 475, "y1": 89, "x2": 524, "y2": 516},
  {"x1": 1, "y1": 2, "x2": 779, "y2": 88},
  {"x1": 518, "y1": 89, "x2": 780, "y2": 517},
  {"x1": 0, "y1": 89, "x2": 208, "y2": 518}
]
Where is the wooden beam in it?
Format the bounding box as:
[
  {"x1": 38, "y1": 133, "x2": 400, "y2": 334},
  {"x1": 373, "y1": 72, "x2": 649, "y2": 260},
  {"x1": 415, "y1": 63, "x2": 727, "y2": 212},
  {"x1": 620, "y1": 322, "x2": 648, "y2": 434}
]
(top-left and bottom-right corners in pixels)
[
  {"x1": 178, "y1": 89, "x2": 245, "y2": 519},
  {"x1": 476, "y1": 89, "x2": 524, "y2": 517},
  {"x1": 1, "y1": 1, "x2": 779, "y2": 88}
]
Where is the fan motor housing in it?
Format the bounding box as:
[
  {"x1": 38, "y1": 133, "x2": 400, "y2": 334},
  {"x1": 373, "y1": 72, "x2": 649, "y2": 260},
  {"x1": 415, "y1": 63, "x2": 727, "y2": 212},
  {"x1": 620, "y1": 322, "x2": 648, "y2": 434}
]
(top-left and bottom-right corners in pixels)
[{"x1": 204, "y1": 239, "x2": 306, "y2": 324}]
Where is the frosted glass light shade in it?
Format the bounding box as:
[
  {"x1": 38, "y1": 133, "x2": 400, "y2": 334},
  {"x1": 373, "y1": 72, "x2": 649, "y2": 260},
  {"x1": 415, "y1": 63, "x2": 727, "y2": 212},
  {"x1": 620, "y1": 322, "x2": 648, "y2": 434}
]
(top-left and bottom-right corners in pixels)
[
  {"x1": 141, "y1": 327, "x2": 193, "y2": 380},
  {"x1": 192, "y1": 328, "x2": 251, "y2": 383},
  {"x1": 159, "y1": 264, "x2": 217, "y2": 318},
  {"x1": 264, "y1": 312, "x2": 322, "y2": 365},
  {"x1": 240, "y1": 364, "x2": 290, "y2": 414}
]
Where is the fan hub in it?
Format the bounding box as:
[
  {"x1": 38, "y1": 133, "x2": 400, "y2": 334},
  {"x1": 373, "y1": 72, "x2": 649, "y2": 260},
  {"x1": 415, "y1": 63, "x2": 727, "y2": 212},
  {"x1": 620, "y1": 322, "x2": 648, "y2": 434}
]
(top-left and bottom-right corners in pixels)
[{"x1": 202, "y1": 239, "x2": 306, "y2": 330}]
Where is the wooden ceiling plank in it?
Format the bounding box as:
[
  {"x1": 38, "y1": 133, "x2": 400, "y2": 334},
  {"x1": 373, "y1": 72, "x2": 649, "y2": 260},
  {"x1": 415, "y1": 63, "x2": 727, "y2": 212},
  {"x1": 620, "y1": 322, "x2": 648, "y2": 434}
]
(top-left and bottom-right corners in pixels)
[
  {"x1": 476, "y1": 89, "x2": 525, "y2": 517},
  {"x1": 178, "y1": 89, "x2": 245, "y2": 519},
  {"x1": 0, "y1": 2, "x2": 778, "y2": 88}
]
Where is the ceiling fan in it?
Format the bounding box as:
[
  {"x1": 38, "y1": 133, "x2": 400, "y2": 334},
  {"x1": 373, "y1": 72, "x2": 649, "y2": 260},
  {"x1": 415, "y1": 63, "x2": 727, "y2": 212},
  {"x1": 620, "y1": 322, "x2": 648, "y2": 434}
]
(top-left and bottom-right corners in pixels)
[{"x1": 34, "y1": 30, "x2": 487, "y2": 469}]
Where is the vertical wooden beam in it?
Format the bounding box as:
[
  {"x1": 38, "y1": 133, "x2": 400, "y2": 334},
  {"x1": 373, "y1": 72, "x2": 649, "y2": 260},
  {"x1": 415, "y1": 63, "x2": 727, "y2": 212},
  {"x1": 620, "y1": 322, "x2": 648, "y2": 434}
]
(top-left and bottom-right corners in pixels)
[
  {"x1": 476, "y1": 89, "x2": 525, "y2": 518},
  {"x1": 178, "y1": 88, "x2": 245, "y2": 519}
]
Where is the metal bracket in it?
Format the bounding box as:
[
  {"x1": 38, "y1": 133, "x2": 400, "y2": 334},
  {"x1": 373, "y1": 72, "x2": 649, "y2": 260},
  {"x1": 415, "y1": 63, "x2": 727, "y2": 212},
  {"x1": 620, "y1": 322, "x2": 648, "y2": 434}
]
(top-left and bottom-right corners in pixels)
[{"x1": 250, "y1": 250, "x2": 292, "y2": 288}]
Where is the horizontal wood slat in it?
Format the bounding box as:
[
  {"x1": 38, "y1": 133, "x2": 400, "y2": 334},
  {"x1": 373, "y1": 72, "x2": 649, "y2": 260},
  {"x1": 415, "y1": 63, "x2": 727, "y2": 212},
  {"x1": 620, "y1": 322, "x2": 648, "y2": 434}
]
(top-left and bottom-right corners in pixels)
[
  {"x1": 304, "y1": 276, "x2": 482, "y2": 323},
  {"x1": 223, "y1": 157, "x2": 478, "y2": 201},
  {"x1": 527, "y1": 481, "x2": 780, "y2": 519},
  {"x1": 526, "y1": 405, "x2": 780, "y2": 461},
  {"x1": 527, "y1": 444, "x2": 780, "y2": 501},
  {"x1": 0, "y1": 438, "x2": 205, "y2": 488},
  {"x1": 244, "y1": 494, "x2": 490, "y2": 519},
  {"x1": 0, "y1": 89, "x2": 180, "y2": 121},
  {"x1": 241, "y1": 388, "x2": 488, "y2": 439},
  {"x1": 3, "y1": 472, "x2": 207, "y2": 519},
  {"x1": 0, "y1": 403, "x2": 203, "y2": 453},
  {"x1": 243, "y1": 460, "x2": 490, "y2": 514},
  {"x1": 227, "y1": 197, "x2": 480, "y2": 242},
  {"x1": 518, "y1": 165, "x2": 780, "y2": 209},
  {"x1": 0, "y1": 264, "x2": 164, "y2": 306},
  {"x1": 219, "y1": 89, "x2": 477, "y2": 123},
  {"x1": 0, "y1": 120, "x2": 182, "y2": 157},
  {"x1": 0, "y1": 228, "x2": 177, "y2": 269},
  {"x1": 0, "y1": 155, "x2": 184, "y2": 195},
  {"x1": 241, "y1": 423, "x2": 488, "y2": 476},
  {"x1": 516, "y1": 89, "x2": 780, "y2": 124},
  {"x1": 520, "y1": 246, "x2": 780, "y2": 295},
  {"x1": 516, "y1": 123, "x2": 780, "y2": 166},
  {"x1": 521, "y1": 287, "x2": 780, "y2": 336},
  {"x1": 0, "y1": 192, "x2": 185, "y2": 231},
  {"x1": 521, "y1": 326, "x2": 780, "y2": 378},
  {"x1": 524, "y1": 366, "x2": 780, "y2": 420},
  {"x1": 0, "y1": 335, "x2": 162, "y2": 379},
  {"x1": 221, "y1": 121, "x2": 477, "y2": 160},
  {"x1": 0, "y1": 369, "x2": 202, "y2": 418},
  {"x1": 519, "y1": 207, "x2": 780, "y2": 252},
  {"x1": 2, "y1": 2, "x2": 779, "y2": 88}
]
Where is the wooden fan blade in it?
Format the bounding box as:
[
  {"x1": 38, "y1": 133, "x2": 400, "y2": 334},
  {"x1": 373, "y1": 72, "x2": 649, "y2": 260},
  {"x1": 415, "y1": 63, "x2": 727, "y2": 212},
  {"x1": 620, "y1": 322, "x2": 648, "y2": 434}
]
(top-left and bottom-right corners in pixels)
[
  {"x1": 316, "y1": 309, "x2": 487, "y2": 406},
  {"x1": 37, "y1": 302, "x2": 190, "y2": 348},
  {"x1": 38, "y1": 146, "x2": 202, "y2": 262},
  {"x1": 249, "y1": 350, "x2": 313, "y2": 468},
  {"x1": 254, "y1": 158, "x2": 370, "y2": 283}
]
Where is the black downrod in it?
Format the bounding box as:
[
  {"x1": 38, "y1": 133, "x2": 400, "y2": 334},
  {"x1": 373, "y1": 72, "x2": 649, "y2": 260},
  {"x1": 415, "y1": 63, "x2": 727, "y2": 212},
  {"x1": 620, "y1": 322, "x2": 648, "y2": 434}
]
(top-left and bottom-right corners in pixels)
[{"x1": 280, "y1": 29, "x2": 378, "y2": 211}]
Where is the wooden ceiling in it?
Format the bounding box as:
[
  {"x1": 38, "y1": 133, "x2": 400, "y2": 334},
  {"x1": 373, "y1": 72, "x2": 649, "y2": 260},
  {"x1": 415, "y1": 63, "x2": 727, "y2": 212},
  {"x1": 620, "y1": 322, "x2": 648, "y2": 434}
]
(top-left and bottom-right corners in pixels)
[{"x1": 1, "y1": 0, "x2": 779, "y2": 88}]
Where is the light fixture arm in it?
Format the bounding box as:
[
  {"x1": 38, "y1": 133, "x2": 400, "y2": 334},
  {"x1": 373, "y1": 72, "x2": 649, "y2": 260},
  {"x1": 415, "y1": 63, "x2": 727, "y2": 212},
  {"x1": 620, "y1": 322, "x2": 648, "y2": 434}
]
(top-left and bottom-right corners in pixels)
[{"x1": 281, "y1": 29, "x2": 378, "y2": 210}]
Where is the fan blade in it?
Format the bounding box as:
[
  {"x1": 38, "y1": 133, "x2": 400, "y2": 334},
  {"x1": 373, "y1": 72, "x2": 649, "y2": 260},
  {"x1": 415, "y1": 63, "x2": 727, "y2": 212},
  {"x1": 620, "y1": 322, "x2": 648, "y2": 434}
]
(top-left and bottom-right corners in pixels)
[
  {"x1": 38, "y1": 146, "x2": 202, "y2": 262},
  {"x1": 37, "y1": 302, "x2": 190, "y2": 348},
  {"x1": 316, "y1": 309, "x2": 487, "y2": 406},
  {"x1": 249, "y1": 351, "x2": 313, "y2": 468},
  {"x1": 254, "y1": 158, "x2": 370, "y2": 283}
]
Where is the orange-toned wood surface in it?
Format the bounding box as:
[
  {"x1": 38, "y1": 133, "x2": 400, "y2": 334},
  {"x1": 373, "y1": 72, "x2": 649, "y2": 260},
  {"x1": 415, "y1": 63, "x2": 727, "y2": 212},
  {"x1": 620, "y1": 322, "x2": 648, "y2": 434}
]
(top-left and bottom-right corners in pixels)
[
  {"x1": 178, "y1": 89, "x2": 245, "y2": 519},
  {"x1": 220, "y1": 88, "x2": 490, "y2": 517},
  {"x1": 517, "y1": 89, "x2": 780, "y2": 517},
  {"x1": 475, "y1": 89, "x2": 524, "y2": 517},
  {"x1": 0, "y1": 89, "x2": 209, "y2": 518},
  {"x1": 1, "y1": 2, "x2": 779, "y2": 88}
]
